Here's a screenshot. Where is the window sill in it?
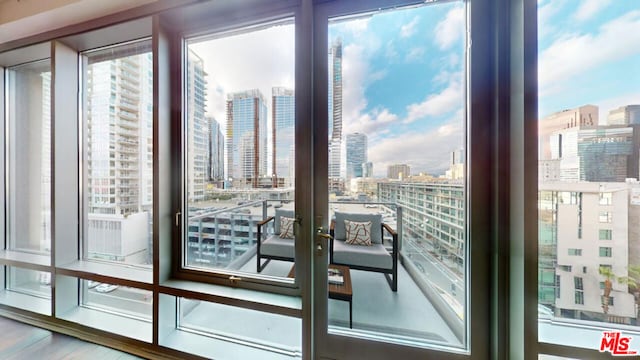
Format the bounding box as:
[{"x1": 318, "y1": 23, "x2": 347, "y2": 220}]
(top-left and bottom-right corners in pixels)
[
  {"x1": 0, "y1": 289, "x2": 51, "y2": 315},
  {"x1": 57, "y1": 260, "x2": 152, "y2": 286},
  {"x1": 160, "y1": 279, "x2": 302, "y2": 318},
  {"x1": 0, "y1": 250, "x2": 50, "y2": 269},
  {"x1": 58, "y1": 306, "x2": 151, "y2": 343}
]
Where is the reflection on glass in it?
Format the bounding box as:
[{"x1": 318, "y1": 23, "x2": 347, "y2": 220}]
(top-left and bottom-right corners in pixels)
[
  {"x1": 328, "y1": 1, "x2": 467, "y2": 349},
  {"x1": 178, "y1": 297, "x2": 301, "y2": 356},
  {"x1": 82, "y1": 41, "x2": 153, "y2": 265},
  {"x1": 7, "y1": 267, "x2": 51, "y2": 299},
  {"x1": 7, "y1": 60, "x2": 52, "y2": 253},
  {"x1": 538, "y1": 1, "x2": 640, "y2": 351},
  {"x1": 184, "y1": 21, "x2": 295, "y2": 277},
  {"x1": 81, "y1": 279, "x2": 152, "y2": 320}
]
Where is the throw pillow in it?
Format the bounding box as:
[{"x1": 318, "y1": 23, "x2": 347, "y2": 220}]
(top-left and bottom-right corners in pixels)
[
  {"x1": 280, "y1": 216, "x2": 295, "y2": 239},
  {"x1": 344, "y1": 220, "x2": 372, "y2": 246}
]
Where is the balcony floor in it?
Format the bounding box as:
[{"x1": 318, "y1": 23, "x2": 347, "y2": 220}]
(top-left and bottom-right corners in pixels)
[{"x1": 236, "y1": 257, "x2": 462, "y2": 347}]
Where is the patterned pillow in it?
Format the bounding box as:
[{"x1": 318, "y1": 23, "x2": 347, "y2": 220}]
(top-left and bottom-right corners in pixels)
[
  {"x1": 280, "y1": 216, "x2": 295, "y2": 239},
  {"x1": 344, "y1": 220, "x2": 372, "y2": 246}
]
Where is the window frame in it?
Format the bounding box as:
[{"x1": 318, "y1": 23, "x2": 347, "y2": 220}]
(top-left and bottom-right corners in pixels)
[{"x1": 170, "y1": 5, "x2": 304, "y2": 296}]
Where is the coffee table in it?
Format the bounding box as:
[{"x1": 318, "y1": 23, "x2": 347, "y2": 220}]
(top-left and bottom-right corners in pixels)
[{"x1": 288, "y1": 264, "x2": 353, "y2": 328}]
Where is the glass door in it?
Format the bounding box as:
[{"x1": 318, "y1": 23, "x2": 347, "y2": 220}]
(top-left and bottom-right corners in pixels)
[{"x1": 313, "y1": 1, "x2": 471, "y2": 358}]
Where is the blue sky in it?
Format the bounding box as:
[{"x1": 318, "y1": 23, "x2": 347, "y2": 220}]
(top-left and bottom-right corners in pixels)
[
  {"x1": 193, "y1": 0, "x2": 640, "y2": 177},
  {"x1": 538, "y1": 0, "x2": 640, "y2": 121},
  {"x1": 329, "y1": 2, "x2": 466, "y2": 176}
]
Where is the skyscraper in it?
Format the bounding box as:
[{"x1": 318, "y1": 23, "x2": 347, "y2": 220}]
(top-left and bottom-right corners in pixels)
[
  {"x1": 185, "y1": 50, "x2": 209, "y2": 201},
  {"x1": 346, "y1": 132, "x2": 367, "y2": 180},
  {"x1": 607, "y1": 105, "x2": 640, "y2": 126},
  {"x1": 272, "y1": 87, "x2": 295, "y2": 187},
  {"x1": 226, "y1": 89, "x2": 268, "y2": 188},
  {"x1": 208, "y1": 116, "x2": 224, "y2": 182},
  {"x1": 328, "y1": 38, "x2": 343, "y2": 190},
  {"x1": 539, "y1": 105, "x2": 598, "y2": 160},
  {"x1": 86, "y1": 53, "x2": 153, "y2": 215}
]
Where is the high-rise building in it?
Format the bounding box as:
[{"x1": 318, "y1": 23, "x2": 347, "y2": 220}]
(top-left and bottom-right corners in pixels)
[
  {"x1": 208, "y1": 116, "x2": 224, "y2": 182},
  {"x1": 346, "y1": 132, "x2": 367, "y2": 180},
  {"x1": 185, "y1": 50, "x2": 209, "y2": 201},
  {"x1": 86, "y1": 53, "x2": 153, "y2": 215},
  {"x1": 85, "y1": 48, "x2": 154, "y2": 264},
  {"x1": 272, "y1": 87, "x2": 295, "y2": 187},
  {"x1": 226, "y1": 89, "x2": 268, "y2": 188},
  {"x1": 539, "y1": 105, "x2": 598, "y2": 160},
  {"x1": 387, "y1": 164, "x2": 411, "y2": 180},
  {"x1": 362, "y1": 162, "x2": 373, "y2": 178},
  {"x1": 328, "y1": 38, "x2": 343, "y2": 189}
]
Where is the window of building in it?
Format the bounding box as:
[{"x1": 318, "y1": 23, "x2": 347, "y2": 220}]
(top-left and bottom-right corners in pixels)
[
  {"x1": 567, "y1": 249, "x2": 582, "y2": 256},
  {"x1": 573, "y1": 277, "x2": 583, "y2": 290},
  {"x1": 598, "y1": 229, "x2": 612, "y2": 240},
  {"x1": 574, "y1": 291, "x2": 584, "y2": 305},
  {"x1": 559, "y1": 265, "x2": 571, "y2": 272},
  {"x1": 598, "y1": 211, "x2": 612, "y2": 223},
  {"x1": 599, "y1": 247, "x2": 612, "y2": 258},
  {"x1": 599, "y1": 192, "x2": 612, "y2": 205}
]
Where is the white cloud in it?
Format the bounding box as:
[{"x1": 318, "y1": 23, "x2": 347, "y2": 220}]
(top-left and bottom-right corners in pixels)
[
  {"x1": 400, "y1": 16, "x2": 419, "y2": 38},
  {"x1": 539, "y1": 11, "x2": 640, "y2": 97},
  {"x1": 345, "y1": 107, "x2": 399, "y2": 136},
  {"x1": 404, "y1": 74, "x2": 463, "y2": 124},
  {"x1": 342, "y1": 17, "x2": 370, "y2": 36},
  {"x1": 405, "y1": 47, "x2": 425, "y2": 62},
  {"x1": 369, "y1": 116, "x2": 464, "y2": 176},
  {"x1": 538, "y1": 0, "x2": 562, "y2": 38},
  {"x1": 190, "y1": 23, "x2": 295, "y2": 132},
  {"x1": 434, "y1": 5, "x2": 465, "y2": 50},
  {"x1": 574, "y1": 0, "x2": 612, "y2": 22}
]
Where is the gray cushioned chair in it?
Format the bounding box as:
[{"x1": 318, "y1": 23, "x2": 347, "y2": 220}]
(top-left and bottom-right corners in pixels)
[
  {"x1": 256, "y1": 209, "x2": 295, "y2": 272},
  {"x1": 330, "y1": 211, "x2": 398, "y2": 291}
]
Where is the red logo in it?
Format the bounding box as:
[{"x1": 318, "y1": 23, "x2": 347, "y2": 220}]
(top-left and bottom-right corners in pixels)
[{"x1": 600, "y1": 331, "x2": 637, "y2": 356}]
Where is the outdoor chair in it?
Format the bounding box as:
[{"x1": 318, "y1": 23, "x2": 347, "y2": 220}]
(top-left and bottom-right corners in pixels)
[
  {"x1": 330, "y1": 211, "x2": 398, "y2": 291},
  {"x1": 256, "y1": 209, "x2": 295, "y2": 272}
]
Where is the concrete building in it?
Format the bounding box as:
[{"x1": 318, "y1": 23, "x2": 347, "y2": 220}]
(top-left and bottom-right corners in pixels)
[
  {"x1": 185, "y1": 50, "x2": 209, "y2": 201},
  {"x1": 387, "y1": 164, "x2": 411, "y2": 180},
  {"x1": 539, "y1": 182, "x2": 639, "y2": 323},
  {"x1": 272, "y1": 87, "x2": 295, "y2": 187},
  {"x1": 362, "y1": 161, "x2": 373, "y2": 178},
  {"x1": 226, "y1": 89, "x2": 268, "y2": 188},
  {"x1": 539, "y1": 105, "x2": 598, "y2": 160},
  {"x1": 607, "y1": 105, "x2": 640, "y2": 126},
  {"x1": 378, "y1": 181, "x2": 465, "y2": 269}
]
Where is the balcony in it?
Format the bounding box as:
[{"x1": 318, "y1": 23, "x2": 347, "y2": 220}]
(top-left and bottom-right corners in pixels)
[{"x1": 183, "y1": 199, "x2": 466, "y2": 348}]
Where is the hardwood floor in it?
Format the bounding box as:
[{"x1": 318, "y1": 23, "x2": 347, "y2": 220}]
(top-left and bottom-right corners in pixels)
[{"x1": 0, "y1": 316, "x2": 142, "y2": 359}]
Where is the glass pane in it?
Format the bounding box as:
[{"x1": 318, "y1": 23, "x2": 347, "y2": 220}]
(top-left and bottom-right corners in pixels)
[
  {"x1": 184, "y1": 21, "x2": 295, "y2": 279},
  {"x1": 81, "y1": 279, "x2": 152, "y2": 321},
  {"x1": 6, "y1": 267, "x2": 51, "y2": 299},
  {"x1": 82, "y1": 41, "x2": 153, "y2": 266},
  {"x1": 328, "y1": 1, "x2": 467, "y2": 349},
  {"x1": 7, "y1": 60, "x2": 52, "y2": 253},
  {"x1": 177, "y1": 297, "x2": 301, "y2": 357},
  {"x1": 538, "y1": 1, "x2": 640, "y2": 352}
]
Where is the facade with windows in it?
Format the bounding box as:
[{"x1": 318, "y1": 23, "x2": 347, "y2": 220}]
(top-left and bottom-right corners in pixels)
[
  {"x1": 387, "y1": 164, "x2": 411, "y2": 180},
  {"x1": 345, "y1": 132, "x2": 367, "y2": 181},
  {"x1": 186, "y1": 50, "x2": 209, "y2": 201},
  {"x1": 378, "y1": 181, "x2": 465, "y2": 269},
  {"x1": 208, "y1": 116, "x2": 225, "y2": 183},
  {"x1": 226, "y1": 89, "x2": 268, "y2": 188},
  {"x1": 272, "y1": 87, "x2": 295, "y2": 188},
  {"x1": 539, "y1": 182, "x2": 638, "y2": 323}
]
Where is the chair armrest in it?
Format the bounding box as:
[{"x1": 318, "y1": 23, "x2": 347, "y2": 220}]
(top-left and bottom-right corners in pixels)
[
  {"x1": 258, "y1": 216, "x2": 275, "y2": 228},
  {"x1": 257, "y1": 216, "x2": 275, "y2": 245},
  {"x1": 382, "y1": 223, "x2": 398, "y2": 252}
]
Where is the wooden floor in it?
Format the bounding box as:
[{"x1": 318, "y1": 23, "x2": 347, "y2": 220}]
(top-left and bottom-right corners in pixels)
[{"x1": 0, "y1": 316, "x2": 142, "y2": 359}]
